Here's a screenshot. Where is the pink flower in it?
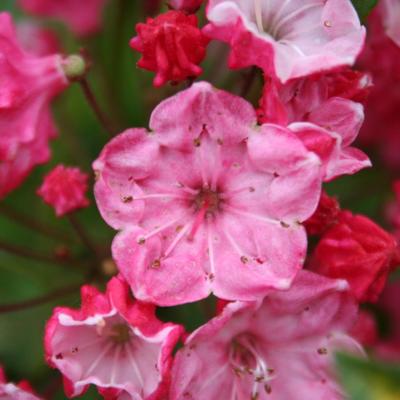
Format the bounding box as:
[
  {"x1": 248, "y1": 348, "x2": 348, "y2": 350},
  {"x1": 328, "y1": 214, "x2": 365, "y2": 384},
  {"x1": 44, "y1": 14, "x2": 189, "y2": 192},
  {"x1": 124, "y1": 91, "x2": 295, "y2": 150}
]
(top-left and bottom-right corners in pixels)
[
  {"x1": 168, "y1": 0, "x2": 204, "y2": 13},
  {"x1": 203, "y1": 0, "x2": 365, "y2": 83},
  {"x1": 37, "y1": 165, "x2": 90, "y2": 217},
  {"x1": 171, "y1": 271, "x2": 364, "y2": 400},
  {"x1": 0, "y1": 12, "x2": 68, "y2": 199},
  {"x1": 378, "y1": 0, "x2": 400, "y2": 47},
  {"x1": 93, "y1": 82, "x2": 323, "y2": 306},
  {"x1": 310, "y1": 211, "x2": 399, "y2": 303},
  {"x1": 45, "y1": 277, "x2": 184, "y2": 399},
  {"x1": 18, "y1": 0, "x2": 108, "y2": 37},
  {"x1": 0, "y1": 366, "x2": 41, "y2": 400},
  {"x1": 257, "y1": 72, "x2": 371, "y2": 181},
  {"x1": 130, "y1": 11, "x2": 209, "y2": 87},
  {"x1": 357, "y1": 5, "x2": 400, "y2": 169},
  {"x1": 17, "y1": 22, "x2": 60, "y2": 57}
]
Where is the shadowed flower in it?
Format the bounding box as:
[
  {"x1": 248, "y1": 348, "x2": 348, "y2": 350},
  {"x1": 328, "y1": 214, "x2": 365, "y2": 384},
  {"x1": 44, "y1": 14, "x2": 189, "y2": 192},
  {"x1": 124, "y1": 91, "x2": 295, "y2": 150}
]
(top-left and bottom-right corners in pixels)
[
  {"x1": 171, "y1": 271, "x2": 364, "y2": 400},
  {"x1": 45, "y1": 277, "x2": 184, "y2": 399},
  {"x1": 18, "y1": 0, "x2": 108, "y2": 37},
  {"x1": 0, "y1": 12, "x2": 68, "y2": 199},
  {"x1": 94, "y1": 82, "x2": 324, "y2": 305}
]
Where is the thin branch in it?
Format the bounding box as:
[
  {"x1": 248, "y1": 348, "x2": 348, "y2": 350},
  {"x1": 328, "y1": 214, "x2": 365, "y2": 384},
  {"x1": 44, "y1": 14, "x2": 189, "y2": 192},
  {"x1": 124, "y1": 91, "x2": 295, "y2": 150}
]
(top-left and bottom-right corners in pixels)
[
  {"x1": 68, "y1": 214, "x2": 101, "y2": 260},
  {"x1": 0, "y1": 203, "x2": 74, "y2": 244},
  {"x1": 0, "y1": 283, "x2": 82, "y2": 314},
  {"x1": 0, "y1": 240, "x2": 83, "y2": 269},
  {"x1": 79, "y1": 78, "x2": 116, "y2": 137}
]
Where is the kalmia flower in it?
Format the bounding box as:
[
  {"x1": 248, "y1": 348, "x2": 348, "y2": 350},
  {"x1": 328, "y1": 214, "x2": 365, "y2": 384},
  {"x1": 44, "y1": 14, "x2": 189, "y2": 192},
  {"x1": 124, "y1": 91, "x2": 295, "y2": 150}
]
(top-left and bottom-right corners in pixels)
[
  {"x1": 377, "y1": 0, "x2": 400, "y2": 47},
  {"x1": 0, "y1": 12, "x2": 68, "y2": 199},
  {"x1": 357, "y1": 3, "x2": 400, "y2": 169},
  {"x1": 171, "y1": 271, "x2": 363, "y2": 400},
  {"x1": 169, "y1": 0, "x2": 204, "y2": 13},
  {"x1": 130, "y1": 11, "x2": 209, "y2": 87},
  {"x1": 94, "y1": 82, "x2": 323, "y2": 306},
  {"x1": 18, "y1": 0, "x2": 108, "y2": 37},
  {"x1": 17, "y1": 22, "x2": 60, "y2": 57},
  {"x1": 37, "y1": 165, "x2": 90, "y2": 217},
  {"x1": 304, "y1": 191, "x2": 340, "y2": 235},
  {"x1": 45, "y1": 277, "x2": 183, "y2": 399},
  {"x1": 0, "y1": 366, "x2": 41, "y2": 400},
  {"x1": 204, "y1": 0, "x2": 365, "y2": 83},
  {"x1": 310, "y1": 210, "x2": 399, "y2": 303},
  {"x1": 257, "y1": 72, "x2": 371, "y2": 181},
  {"x1": 350, "y1": 310, "x2": 378, "y2": 347}
]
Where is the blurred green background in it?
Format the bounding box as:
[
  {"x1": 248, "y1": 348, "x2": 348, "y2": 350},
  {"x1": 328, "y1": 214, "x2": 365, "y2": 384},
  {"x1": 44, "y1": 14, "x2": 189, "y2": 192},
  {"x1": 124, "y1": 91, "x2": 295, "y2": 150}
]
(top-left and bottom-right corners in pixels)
[{"x1": 0, "y1": 0, "x2": 399, "y2": 399}]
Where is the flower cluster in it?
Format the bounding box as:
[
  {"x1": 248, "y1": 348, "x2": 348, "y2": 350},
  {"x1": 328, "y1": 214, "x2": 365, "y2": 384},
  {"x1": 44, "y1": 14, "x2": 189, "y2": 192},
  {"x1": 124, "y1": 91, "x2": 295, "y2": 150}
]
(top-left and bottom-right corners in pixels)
[{"x1": 1, "y1": 1, "x2": 400, "y2": 400}]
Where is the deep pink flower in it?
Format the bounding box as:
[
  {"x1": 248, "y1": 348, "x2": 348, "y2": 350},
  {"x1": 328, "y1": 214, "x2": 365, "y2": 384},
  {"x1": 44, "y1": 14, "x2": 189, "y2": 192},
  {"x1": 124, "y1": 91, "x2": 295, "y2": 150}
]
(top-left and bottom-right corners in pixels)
[
  {"x1": 171, "y1": 271, "x2": 363, "y2": 400},
  {"x1": 94, "y1": 82, "x2": 323, "y2": 306},
  {"x1": 378, "y1": 0, "x2": 400, "y2": 47},
  {"x1": 0, "y1": 12, "x2": 68, "y2": 199},
  {"x1": 304, "y1": 191, "x2": 340, "y2": 235},
  {"x1": 204, "y1": 0, "x2": 365, "y2": 83},
  {"x1": 17, "y1": 22, "x2": 60, "y2": 57},
  {"x1": 357, "y1": 4, "x2": 400, "y2": 169},
  {"x1": 310, "y1": 211, "x2": 399, "y2": 303},
  {"x1": 18, "y1": 0, "x2": 108, "y2": 37},
  {"x1": 45, "y1": 277, "x2": 184, "y2": 399},
  {"x1": 257, "y1": 72, "x2": 371, "y2": 181},
  {"x1": 130, "y1": 11, "x2": 209, "y2": 87},
  {"x1": 169, "y1": 0, "x2": 204, "y2": 13},
  {"x1": 37, "y1": 165, "x2": 90, "y2": 217},
  {"x1": 0, "y1": 366, "x2": 41, "y2": 400},
  {"x1": 349, "y1": 310, "x2": 378, "y2": 347}
]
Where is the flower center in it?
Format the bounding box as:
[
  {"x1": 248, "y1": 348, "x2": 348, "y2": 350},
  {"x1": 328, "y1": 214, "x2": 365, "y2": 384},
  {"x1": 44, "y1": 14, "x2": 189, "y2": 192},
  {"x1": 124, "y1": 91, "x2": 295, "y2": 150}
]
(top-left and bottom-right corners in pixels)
[
  {"x1": 194, "y1": 188, "x2": 220, "y2": 214},
  {"x1": 108, "y1": 323, "x2": 132, "y2": 344},
  {"x1": 229, "y1": 334, "x2": 274, "y2": 398}
]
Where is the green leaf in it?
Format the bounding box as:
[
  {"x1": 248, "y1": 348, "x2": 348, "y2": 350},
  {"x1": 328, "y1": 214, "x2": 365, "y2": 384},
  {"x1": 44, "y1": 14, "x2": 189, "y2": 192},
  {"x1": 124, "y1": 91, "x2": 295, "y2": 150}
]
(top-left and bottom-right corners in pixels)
[
  {"x1": 336, "y1": 353, "x2": 400, "y2": 400},
  {"x1": 351, "y1": 0, "x2": 379, "y2": 20}
]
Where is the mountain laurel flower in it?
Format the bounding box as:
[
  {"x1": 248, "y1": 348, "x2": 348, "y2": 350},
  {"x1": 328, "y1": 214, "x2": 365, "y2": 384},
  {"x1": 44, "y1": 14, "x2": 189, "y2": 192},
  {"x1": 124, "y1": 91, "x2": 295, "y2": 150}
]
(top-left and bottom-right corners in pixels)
[
  {"x1": 37, "y1": 165, "x2": 90, "y2": 217},
  {"x1": 311, "y1": 211, "x2": 400, "y2": 303},
  {"x1": 45, "y1": 277, "x2": 184, "y2": 399},
  {"x1": 130, "y1": 11, "x2": 209, "y2": 87},
  {"x1": 0, "y1": 366, "x2": 41, "y2": 400},
  {"x1": 93, "y1": 82, "x2": 324, "y2": 306},
  {"x1": 203, "y1": 0, "x2": 365, "y2": 83},
  {"x1": 257, "y1": 73, "x2": 371, "y2": 181},
  {"x1": 171, "y1": 271, "x2": 364, "y2": 400},
  {"x1": 0, "y1": 12, "x2": 68, "y2": 200},
  {"x1": 18, "y1": 0, "x2": 108, "y2": 37},
  {"x1": 168, "y1": 0, "x2": 204, "y2": 13}
]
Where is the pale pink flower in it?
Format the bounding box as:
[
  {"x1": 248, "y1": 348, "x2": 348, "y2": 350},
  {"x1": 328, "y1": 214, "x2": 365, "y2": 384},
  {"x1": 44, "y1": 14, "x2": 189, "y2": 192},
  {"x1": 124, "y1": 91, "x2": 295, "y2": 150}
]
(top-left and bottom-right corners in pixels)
[
  {"x1": 169, "y1": 0, "x2": 204, "y2": 13},
  {"x1": 203, "y1": 0, "x2": 365, "y2": 83},
  {"x1": 258, "y1": 73, "x2": 371, "y2": 181},
  {"x1": 37, "y1": 165, "x2": 90, "y2": 217},
  {"x1": 18, "y1": 0, "x2": 108, "y2": 37},
  {"x1": 93, "y1": 82, "x2": 323, "y2": 306},
  {"x1": 0, "y1": 366, "x2": 41, "y2": 400},
  {"x1": 171, "y1": 271, "x2": 364, "y2": 400},
  {"x1": 45, "y1": 277, "x2": 184, "y2": 399},
  {"x1": 0, "y1": 12, "x2": 68, "y2": 199},
  {"x1": 17, "y1": 22, "x2": 60, "y2": 57},
  {"x1": 378, "y1": 0, "x2": 400, "y2": 47}
]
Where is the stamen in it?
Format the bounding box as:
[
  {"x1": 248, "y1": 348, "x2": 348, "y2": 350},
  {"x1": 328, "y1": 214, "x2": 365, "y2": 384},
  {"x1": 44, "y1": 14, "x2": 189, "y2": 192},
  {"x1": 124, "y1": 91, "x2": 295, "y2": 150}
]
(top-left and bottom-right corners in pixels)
[
  {"x1": 139, "y1": 214, "x2": 188, "y2": 242},
  {"x1": 85, "y1": 341, "x2": 113, "y2": 376},
  {"x1": 254, "y1": 0, "x2": 265, "y2": 32},
  {"x1": 188, "y1": 200, "x2": 208, "y2": 240},
  {"x1": 125, "y1": 341, "x2": 145, "y2": 387},
  {"x1": 207, "y1": 218, "x2": 217, "y2": 277},
  {"x1": 223, "y1": 205, "x2": 280, "y2": 225},
  {"x1": 163, "y1": 220, "x2": 192, "y2": 257}
]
